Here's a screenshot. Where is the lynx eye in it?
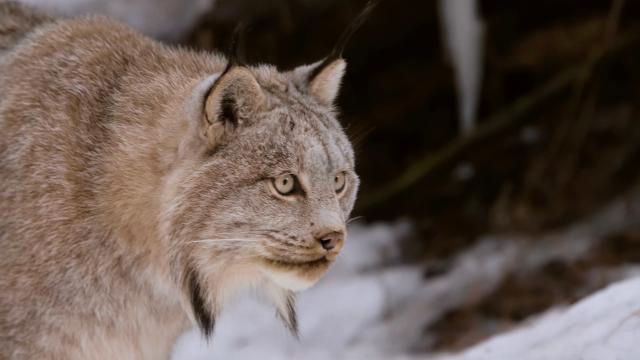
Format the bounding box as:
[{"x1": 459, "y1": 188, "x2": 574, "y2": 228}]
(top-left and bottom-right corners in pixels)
[
  {"x1": 273, "y1": 174, "x2": 296, "y2": 195},
  {"x1": 334, "y1": 172, "x2": 347, "y2": 193}
]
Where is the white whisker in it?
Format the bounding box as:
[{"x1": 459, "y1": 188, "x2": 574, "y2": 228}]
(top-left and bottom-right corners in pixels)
[
  {"x1": 191, "y1": 238, "x2": 263, "y2": 243},
  {"x1": 207, "y1": 231, "x2": 273, "y2": 236},
  {"x1": 347, "y1": 216, "x2": 364, "y2": 224}
]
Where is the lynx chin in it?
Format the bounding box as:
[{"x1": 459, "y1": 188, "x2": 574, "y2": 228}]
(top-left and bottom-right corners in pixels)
[{"x1": 0, "y1": 2, "x2": 361, "y2": 358}]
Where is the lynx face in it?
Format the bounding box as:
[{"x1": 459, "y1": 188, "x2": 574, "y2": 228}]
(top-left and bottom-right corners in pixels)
[{"x1": 163, "y1": 60, "x2": 358, "y2": 335}]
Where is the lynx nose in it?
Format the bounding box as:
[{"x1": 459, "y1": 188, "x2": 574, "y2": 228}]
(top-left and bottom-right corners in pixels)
[{"x1": 317, "y1": 231, "x2": 344, "y2": 251}]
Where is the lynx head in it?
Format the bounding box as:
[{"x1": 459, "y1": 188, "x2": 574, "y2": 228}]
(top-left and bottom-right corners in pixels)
[
  {"x1": 160, "y1": 0, "x2": 378, "y2": 339},
  {"x1": 162, "y1": 58, "x2": 358, "y2": 337}
]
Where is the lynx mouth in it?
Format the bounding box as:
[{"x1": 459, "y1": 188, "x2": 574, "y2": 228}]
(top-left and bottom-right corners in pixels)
[
  {"x1": 262, "y1": 256, "x2": 334, "y2": 291},
  {"x1": 263, "y1": 256, "x2": 331, "y2": 270},
  {"x1": 260, "y1": 256, "x2": 333, "y2": 291}
]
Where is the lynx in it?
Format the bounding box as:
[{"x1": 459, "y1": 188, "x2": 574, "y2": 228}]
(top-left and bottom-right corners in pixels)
[{"x1": 0, "y1": 1, "x2": 364, "y2": 358}]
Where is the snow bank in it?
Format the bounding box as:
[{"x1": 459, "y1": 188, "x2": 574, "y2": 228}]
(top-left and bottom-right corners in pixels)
[{"x1": 439, "y1": 277, "x2": 640, "y2": 360}]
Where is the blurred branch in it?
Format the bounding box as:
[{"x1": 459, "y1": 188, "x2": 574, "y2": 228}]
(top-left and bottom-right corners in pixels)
[
  {"x1": 359, "y1": 27, "x2": 640, "y2": 211},
  {"x1": 519, "y1": 0, "x2": 625, "y2": 220}
]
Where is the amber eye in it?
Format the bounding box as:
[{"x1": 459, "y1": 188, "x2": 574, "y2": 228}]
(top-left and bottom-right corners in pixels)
[
  {"x1": 334, "y1": 172, "x2": 347, "y2": 193},
  {"x1": 273, "y1": 174, "x2": 296, "y2": 195}
]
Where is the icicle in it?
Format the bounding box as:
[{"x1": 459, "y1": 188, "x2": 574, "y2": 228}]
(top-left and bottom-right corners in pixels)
[{"x1": 438, "y1": 0, "x2": 485, "y2": 136}]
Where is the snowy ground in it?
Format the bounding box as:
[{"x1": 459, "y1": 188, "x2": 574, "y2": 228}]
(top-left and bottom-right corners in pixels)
[
  {"x1": 173, "y1": 191, "x2": 640, "y2": 359},
  {"x1": 438, "y1": 277, "x2": 640, "y2": 360}
]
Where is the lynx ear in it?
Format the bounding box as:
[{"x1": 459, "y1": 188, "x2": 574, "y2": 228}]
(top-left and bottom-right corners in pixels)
[
  {"x1": 203, "y1": 67, "x2": 264, "y2": 146},
  {"x1": 307, "y1": 59, "x2": 347, "y2": 106},
  {"x1": 183, "y1": 67, "x2": 264, "y2": 156}
]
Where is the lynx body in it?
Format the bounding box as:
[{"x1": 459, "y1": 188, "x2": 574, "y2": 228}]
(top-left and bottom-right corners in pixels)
[{"x1": 0, "y1": 2, "x2": 358, "y2": 358}]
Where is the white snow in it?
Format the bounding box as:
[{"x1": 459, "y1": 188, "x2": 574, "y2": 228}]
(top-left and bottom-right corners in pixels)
[{"x1": 439, "y1": 277, "x2": 640, "y2": 360}]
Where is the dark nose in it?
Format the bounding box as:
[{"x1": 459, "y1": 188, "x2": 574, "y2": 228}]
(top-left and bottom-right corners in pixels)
[{"x1": 317, "y1": 231, "x2": 344, "y2": 251}]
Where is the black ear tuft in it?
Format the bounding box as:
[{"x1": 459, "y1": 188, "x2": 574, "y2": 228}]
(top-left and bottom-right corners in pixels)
[
  {"x1": 188, "y1": 267, "x2": 216, "y2": 339},
  {"x1": 201, "y1": 21, "x2": 263, "y2": 140},
  {"x1": 221, "y1": 21, "x2": 248, "y2": 76},
  {"x1": 309, "y1": 0, "x2": 379, "y2": 80}
]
